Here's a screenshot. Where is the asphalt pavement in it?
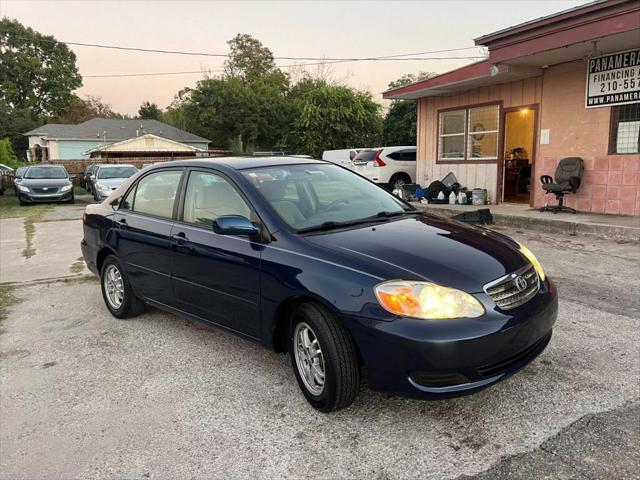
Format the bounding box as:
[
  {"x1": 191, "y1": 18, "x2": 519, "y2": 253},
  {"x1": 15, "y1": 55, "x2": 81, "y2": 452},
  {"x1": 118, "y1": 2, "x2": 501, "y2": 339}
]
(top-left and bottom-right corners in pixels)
[{"x1": 0, "y1": 217, "x2": 638, "y2": 479}]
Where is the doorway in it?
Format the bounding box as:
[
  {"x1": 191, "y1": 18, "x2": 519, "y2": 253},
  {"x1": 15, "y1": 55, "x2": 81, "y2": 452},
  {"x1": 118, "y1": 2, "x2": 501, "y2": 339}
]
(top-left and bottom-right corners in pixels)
[{"x1": 502, "y1": 106, "x2": 537, "y2": 204}]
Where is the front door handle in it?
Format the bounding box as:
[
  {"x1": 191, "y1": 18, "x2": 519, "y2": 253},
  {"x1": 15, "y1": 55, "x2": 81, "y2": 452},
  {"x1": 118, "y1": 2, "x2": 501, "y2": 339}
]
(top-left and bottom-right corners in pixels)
[
  {"x1": 171, "y1": 232, "x2": 188, "y2": 244},
  {"x1": 117, "y1": 218, "x2": 127, "y2": 230}
]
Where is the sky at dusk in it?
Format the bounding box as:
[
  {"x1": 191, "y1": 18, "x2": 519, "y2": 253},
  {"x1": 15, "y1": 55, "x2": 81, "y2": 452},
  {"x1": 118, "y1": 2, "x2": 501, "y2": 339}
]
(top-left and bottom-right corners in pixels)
[{"x1": 1, "y1": 0, "x2": 583, "y2": 115}]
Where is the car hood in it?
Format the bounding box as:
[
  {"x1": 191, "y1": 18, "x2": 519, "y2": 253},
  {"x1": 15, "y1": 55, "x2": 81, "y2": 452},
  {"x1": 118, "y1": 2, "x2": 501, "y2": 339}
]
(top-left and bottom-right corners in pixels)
[
  {"x1": 94, "y1": 178, "x2": 128, "y2": 188},
  {"x1": 20, "y1": 178, "x2": 71, "y2": 188},
  {"x1": 304, "y1": 215, "x2": 528, "y2": 293}
]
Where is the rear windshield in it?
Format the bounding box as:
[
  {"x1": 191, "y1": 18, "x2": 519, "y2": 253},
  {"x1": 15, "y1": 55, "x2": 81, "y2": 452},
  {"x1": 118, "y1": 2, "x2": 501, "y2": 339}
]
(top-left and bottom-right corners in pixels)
[
  {"x1": 24, "y1": 166, "x2": 67, "y2": 179},
  {"x1": 353, "y1": 150, "x2": 377, "y2": 163},
  {"x1": 97, "y1": 166, "x2": 138, "y2": 179}
]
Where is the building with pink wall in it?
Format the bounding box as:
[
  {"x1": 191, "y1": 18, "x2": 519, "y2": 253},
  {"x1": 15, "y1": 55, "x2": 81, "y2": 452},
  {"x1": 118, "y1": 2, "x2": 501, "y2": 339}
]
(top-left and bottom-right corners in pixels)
[{"x1": 384, "y1": 0, "x2": 639, "y2": 216}]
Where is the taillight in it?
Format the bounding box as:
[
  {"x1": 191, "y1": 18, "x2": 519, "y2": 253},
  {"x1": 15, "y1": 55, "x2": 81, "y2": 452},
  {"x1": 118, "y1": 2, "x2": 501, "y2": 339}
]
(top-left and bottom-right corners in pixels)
[{"x1": 373, "y1": 149, "x2": 386, "y2": 167}]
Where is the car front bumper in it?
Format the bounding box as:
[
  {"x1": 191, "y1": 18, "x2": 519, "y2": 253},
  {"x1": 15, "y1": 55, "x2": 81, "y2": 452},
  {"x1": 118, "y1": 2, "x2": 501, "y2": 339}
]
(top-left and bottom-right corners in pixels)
[
  {"x1": 345, "y1": 279, "x2": 558, "y2": 399},
  {"x1": 18, "y1": 191, "x2": 74, "y2": 203}
]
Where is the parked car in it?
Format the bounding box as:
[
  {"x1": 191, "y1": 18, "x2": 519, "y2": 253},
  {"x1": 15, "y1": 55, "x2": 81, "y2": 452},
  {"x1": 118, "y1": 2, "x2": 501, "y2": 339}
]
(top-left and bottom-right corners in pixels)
[
  {"x1": 12, "y1": 166, "x2": 28, "y2": 196},
  {"x1": 81, "y1": 157, "x2": 556, "y2": 412},
  {"x1": 0, "y1": 163, "x2": 14, "y2": 172},
  {"x1": 15, "y1": 165, "x2": 75, "y2": 205},
  {"x1": 352, "y1": 146, "x2": 417, "y2": 190},
  {"x1": 91, "y1": 164, "x2": 138, "y2": 201},
  {"x1": 84, "y1": 164, "x2": 100, "y2": 193},
  {"x1": 80, "y1": 163, "x2": 95, "y2": 190},
  {"x1": 322, "y1": 149, "x2": 363, "y2": 169}
]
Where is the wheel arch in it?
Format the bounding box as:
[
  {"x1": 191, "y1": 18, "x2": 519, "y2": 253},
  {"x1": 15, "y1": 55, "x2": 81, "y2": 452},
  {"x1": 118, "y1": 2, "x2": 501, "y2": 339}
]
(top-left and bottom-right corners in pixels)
[
  {"x1": 96, "y1": 245, "x2": 117, "y2": 274},
  {"x1": 270, "y1": 293, "x2": 363, "y2": 368}
]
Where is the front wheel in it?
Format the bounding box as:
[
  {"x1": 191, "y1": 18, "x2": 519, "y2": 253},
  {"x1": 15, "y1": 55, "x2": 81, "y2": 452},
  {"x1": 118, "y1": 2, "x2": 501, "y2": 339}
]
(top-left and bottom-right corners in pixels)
[
  {"x1": 100, "y1": 255, "x2": 145, "y2": 319},
  {"x1": 289, "y1": 303, "x2": 360, "y2": 412}
]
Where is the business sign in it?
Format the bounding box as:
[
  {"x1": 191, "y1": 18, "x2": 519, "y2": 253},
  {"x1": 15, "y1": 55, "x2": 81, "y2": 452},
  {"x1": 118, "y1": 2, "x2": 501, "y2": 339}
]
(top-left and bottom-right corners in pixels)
[{"x1": 586, "y1": 48, "x2": 640, "y2": 108}]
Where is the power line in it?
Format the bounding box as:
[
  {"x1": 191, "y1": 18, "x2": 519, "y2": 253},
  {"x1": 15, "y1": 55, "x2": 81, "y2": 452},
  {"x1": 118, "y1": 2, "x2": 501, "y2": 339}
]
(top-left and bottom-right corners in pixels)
[
  {"x1": 84, "y1": 56, "x2": 485, "y2": 78},
  {"x1": 20, "y1": 35, "x2": 483, "y2": 62},
  {"x1": 61, "y1": 39, "x2": 482, "y2": 61}
]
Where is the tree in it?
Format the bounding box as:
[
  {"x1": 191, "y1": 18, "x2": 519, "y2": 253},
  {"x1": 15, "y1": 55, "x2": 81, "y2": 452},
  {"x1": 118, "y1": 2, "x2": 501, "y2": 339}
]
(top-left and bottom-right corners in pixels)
[
  {"x1": 53, "y1": 95, "x2": 125, "y2": 124},
  {"x1": 138, "y1": 101, "x2": 162, "y2": 120},
  {"x1": 224, "y1": 33, "x2": 280, "y2": 83},
  {"x1": 176, "y1": 35, "x2": 290, "y2": 153},
  {"x1": 0, "y1": 18, "x2": 82, "y2": 157},
  {"x1": 0, "y1": 18, "x2": 82, "y2": 117},
  {"x1": 287, "y1": 84, "x2": 382, "y2": 157},
  {"x1": 383, "y1": 72, "x2": 435, "y2": 146}
]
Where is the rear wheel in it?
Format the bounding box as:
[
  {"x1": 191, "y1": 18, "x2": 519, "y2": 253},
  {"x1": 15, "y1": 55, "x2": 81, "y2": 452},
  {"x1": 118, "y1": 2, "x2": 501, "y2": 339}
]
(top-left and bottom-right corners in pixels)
[
  {"x1": 289, "y1": 303, "x2": 359, "y2": 412},
  {"x1": 100, "y1": 255, "x2": 145, "y2": 319},
  {"x1": 389, "y1": 173, "x2": 411, "y2": 190}
]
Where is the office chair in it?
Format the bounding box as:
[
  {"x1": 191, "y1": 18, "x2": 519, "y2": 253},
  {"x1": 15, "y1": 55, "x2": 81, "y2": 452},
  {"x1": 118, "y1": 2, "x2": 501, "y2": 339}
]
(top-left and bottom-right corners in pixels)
[{"x1": 539, "y1": 157, "x2": 584, "y2": 214}]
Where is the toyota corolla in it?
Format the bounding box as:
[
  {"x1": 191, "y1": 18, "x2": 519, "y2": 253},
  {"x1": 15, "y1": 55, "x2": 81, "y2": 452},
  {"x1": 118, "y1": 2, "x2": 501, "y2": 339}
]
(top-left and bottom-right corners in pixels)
[{"x1": 81, "y1": 157, "x2": 557, "y2": 412}]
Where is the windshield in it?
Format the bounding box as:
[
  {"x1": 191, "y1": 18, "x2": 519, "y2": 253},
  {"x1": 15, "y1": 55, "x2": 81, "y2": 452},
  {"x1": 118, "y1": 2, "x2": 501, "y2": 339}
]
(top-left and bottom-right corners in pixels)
[
  {"x1": 24, "y1": 166, "x2": 67, "y2": 179},
  {"x1": 97, "y1": 166, "x2": 137, "y2": 179},
  {"x1": 243, "y1": 163, "x2": 413, "y2": 231}
]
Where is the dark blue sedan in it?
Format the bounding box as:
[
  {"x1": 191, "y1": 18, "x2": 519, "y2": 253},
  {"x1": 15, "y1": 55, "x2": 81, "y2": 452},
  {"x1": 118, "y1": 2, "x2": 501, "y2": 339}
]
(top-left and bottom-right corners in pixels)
[{"x1": 81, "y1": 157, "x2": 557, "y2": 412}]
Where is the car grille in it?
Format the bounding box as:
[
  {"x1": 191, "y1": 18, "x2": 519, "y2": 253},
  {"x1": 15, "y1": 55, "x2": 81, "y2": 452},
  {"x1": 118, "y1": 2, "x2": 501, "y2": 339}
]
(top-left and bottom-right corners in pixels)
[
  {"x1": 31, "y1": 187, "x2": 59, "y2": 194},
  {"x1": 484, "y1": 264, "x2": 539, "y2": 310}
]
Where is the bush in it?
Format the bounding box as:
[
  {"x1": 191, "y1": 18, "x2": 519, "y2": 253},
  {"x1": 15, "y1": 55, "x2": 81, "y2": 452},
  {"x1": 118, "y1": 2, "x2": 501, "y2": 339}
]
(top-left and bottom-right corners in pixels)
[{"x1": 0, "y1": 138, "x2": 20, "y2": 168}]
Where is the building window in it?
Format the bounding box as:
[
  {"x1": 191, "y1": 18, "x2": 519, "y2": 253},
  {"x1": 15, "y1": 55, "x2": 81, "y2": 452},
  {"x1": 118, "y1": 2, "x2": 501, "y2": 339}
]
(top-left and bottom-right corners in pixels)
[
  {"x1": 468, "y1": 105, "x2": 499, "y2": 159},
  {"x1": 438, "y1": 104, "x2": 500, "y2": 161},
  {"x1": 610, "y1": 103, "x2": 640, "y2": 154},
  {"x1": 438, "y1": 110, "x2": 466, "y2": 159}
]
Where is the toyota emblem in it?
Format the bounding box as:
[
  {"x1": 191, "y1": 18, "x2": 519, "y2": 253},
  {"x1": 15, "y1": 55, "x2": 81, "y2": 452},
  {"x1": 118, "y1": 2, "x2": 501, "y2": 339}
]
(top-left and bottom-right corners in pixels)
[
  {"x1": 42, "y1": 187, "x2": 48, "y2": 191},
  {"x1": 514, "y1": 275, "x2": 528, "y2": 292}
]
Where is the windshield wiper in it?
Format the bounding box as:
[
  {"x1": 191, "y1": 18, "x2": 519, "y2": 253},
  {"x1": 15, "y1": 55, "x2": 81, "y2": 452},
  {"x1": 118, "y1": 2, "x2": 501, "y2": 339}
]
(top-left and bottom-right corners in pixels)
[
  {"x1": 373, "y1": 210, "x2": 422, "y2": 218},
  {"x1": 297, "y1": 210, "x2": 421, "y2": 234},
  {"x1": 297, "y1": 216, "x2": 391, "y2": 234}
]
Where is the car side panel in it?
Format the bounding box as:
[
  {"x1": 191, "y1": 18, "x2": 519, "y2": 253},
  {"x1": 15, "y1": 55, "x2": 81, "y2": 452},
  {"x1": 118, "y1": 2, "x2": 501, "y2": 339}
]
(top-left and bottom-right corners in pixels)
[
  {"x1": 169, "y1": 223, "x2": 263, "y2": 338},
  {"x1": 112, "y1": 211, "x2": 176, "y2": 305},
  {"x1": 257, "y1": 238, "x2": 383, "y2": 349}
]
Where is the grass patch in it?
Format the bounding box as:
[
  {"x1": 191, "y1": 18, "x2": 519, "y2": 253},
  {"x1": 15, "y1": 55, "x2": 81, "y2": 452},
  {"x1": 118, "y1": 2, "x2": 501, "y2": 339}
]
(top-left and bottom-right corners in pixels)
[
  {"x1": 0, "y1": 191, "x2": 54, "y2": 221},
  {"x1": 70, "y1": 256, "x2": 86, "y2": 274},
  {"x1": 0, "y1": 285, "x2": 20, "y2": 324}
]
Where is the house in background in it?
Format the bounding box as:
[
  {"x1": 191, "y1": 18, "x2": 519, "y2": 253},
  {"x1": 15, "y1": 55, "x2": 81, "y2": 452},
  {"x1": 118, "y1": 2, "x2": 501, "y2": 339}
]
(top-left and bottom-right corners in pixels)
[
  {"x1": 24, "y1": 118, "x2": 210, "y2": 161},
  {"x1": 384, "y1": 0, "x2": 639, "y2": 216},
  {"x1": 86, "y1": 134, "x2": 207, "y2": 159}
]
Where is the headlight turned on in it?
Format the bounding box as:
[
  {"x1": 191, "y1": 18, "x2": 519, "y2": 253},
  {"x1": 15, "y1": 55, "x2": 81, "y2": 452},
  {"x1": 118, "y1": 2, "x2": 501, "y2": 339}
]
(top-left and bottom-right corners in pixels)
[{"x1": 375, "y1": 281, "x2": 485, "y2": 320}]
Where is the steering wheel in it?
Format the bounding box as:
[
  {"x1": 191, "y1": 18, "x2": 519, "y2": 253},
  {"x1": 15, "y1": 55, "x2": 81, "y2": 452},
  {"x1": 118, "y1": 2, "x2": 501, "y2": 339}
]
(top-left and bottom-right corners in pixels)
[{"x1": 325, "y1": 199, "x2": 350, "y2": 212}]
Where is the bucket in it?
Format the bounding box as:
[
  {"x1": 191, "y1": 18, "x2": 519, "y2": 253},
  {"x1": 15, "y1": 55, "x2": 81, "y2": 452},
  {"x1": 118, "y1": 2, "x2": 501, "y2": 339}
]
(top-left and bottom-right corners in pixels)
[{"x1": 471, "y1": 188, "x2": 486, "y2": 206}]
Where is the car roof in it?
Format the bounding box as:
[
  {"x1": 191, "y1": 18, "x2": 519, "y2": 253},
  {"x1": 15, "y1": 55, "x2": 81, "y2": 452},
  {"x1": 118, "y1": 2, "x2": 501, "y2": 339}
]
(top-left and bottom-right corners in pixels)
[
  {"x1": 96, "y1": 163, "x2": 136, "y2": 168},
  {"x1": 145, "y1": 156, "x2": 326, "y2": 171}
]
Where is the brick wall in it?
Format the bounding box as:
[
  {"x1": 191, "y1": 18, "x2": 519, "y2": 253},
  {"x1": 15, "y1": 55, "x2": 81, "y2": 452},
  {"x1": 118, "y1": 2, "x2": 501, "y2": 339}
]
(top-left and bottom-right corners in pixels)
[
  {"x1": 47, "y1": 156, "x2": 197, "y2": 184},
  {"x1": 536, "y1": 61, "x2": 640, "y2": 216}
]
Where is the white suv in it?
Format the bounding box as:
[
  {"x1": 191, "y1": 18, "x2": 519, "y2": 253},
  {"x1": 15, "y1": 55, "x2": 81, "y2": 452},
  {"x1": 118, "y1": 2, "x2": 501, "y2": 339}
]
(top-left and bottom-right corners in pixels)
[{"x1": 351, "y1": 146, "x2": 416, "y2": 189}]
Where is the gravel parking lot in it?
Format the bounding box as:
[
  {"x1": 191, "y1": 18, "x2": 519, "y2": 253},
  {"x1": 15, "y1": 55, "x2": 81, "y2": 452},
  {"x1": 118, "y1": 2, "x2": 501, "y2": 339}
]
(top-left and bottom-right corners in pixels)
[{"x1": 1, "y1": 216, "x2": 639, "y2": 479}]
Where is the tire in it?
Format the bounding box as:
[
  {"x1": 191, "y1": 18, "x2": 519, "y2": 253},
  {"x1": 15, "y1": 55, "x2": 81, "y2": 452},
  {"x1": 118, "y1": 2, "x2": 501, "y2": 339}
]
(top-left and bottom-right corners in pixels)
[
  {"x1": 100, "y1": 254, "x2": 145, "y2": 319},
  {"x1": 18, "y1": 195, "x2": 26, "y2": 206},
  {"x1": 389, "y1": 173, "x2": 411, "y2": 191},
  {"x1": 93, "y1": 191, "x2": 99, "y2": 202},
  {"x1": 289, "y1": 302, "x2": 359, "y2": 412}
]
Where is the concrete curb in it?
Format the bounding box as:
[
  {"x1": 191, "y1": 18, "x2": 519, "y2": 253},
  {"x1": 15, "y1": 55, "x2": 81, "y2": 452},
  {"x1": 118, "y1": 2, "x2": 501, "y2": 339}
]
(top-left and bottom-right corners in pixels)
[{"x1": 413, "y1": 204, "x2": 640, "y2": 243}]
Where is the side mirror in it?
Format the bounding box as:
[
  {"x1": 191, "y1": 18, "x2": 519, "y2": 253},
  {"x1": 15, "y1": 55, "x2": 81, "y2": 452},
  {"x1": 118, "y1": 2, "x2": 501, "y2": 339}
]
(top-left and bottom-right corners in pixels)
[{"x1": 212, "y1": 215, "x2": 259, "y2": 236}]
